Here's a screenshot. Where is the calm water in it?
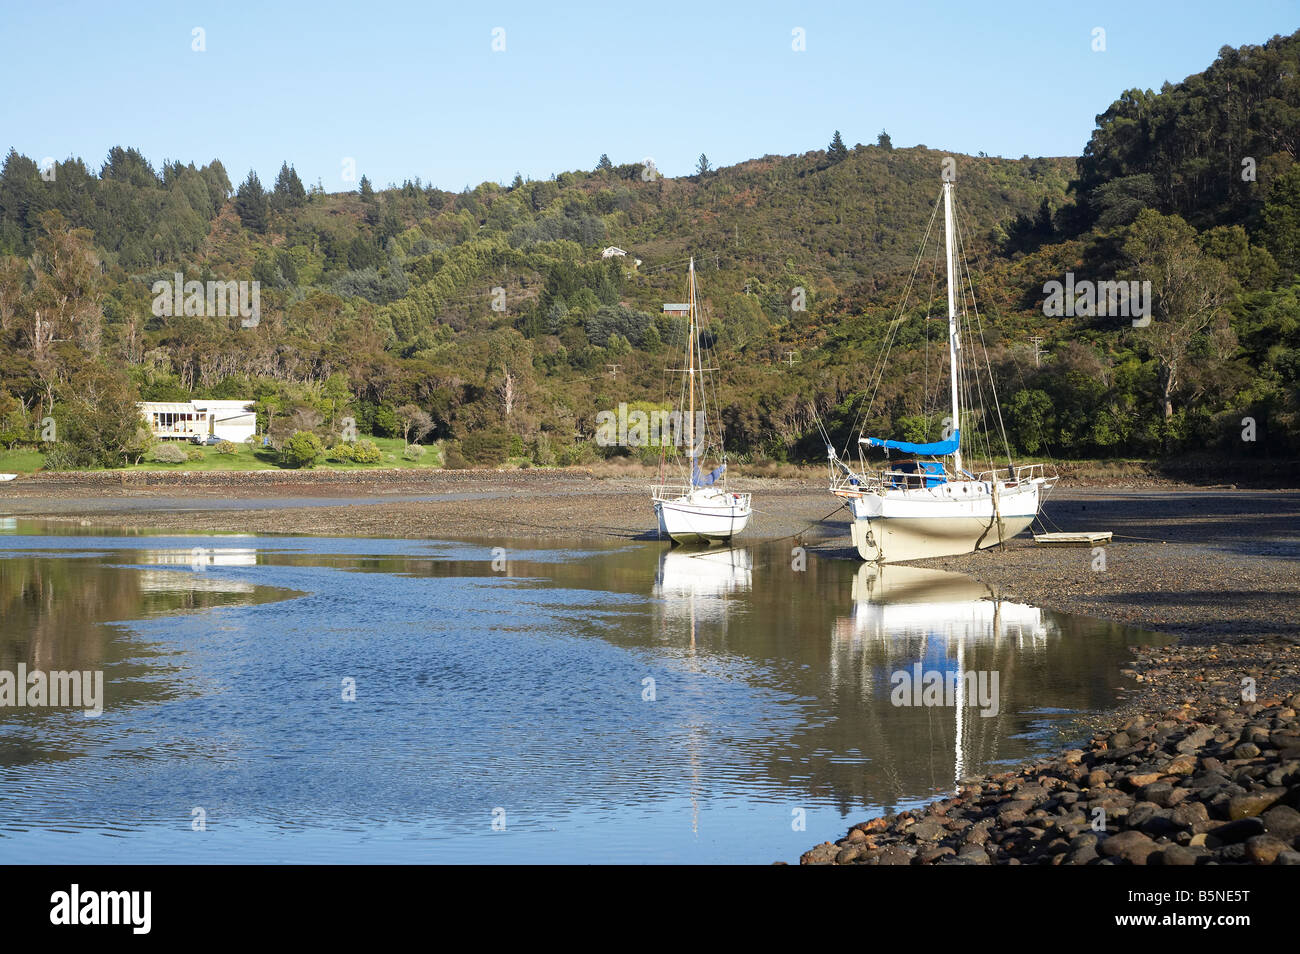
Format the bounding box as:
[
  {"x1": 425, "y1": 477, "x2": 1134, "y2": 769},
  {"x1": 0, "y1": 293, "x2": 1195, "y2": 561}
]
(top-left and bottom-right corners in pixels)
[{"x1": 0, "y1": 521, "x2": 1170, "y2": 863}]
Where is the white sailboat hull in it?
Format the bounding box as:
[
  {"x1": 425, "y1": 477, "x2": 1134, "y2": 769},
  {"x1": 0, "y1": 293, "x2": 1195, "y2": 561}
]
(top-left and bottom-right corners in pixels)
[
  {"x1": 653, "y1": 489, "x2": 752, "y2": 544},
  {"x1": 846, "y1": 478, "x2": 1047, "y2": 563}
]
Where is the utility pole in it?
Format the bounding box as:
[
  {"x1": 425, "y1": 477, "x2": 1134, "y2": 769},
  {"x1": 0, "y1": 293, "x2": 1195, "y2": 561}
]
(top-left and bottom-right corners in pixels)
[
  {"x1": 1029, "y1": 336, "x2": 1044, "y2": 368},
  {"x1": 606, "y1": 363, "x2": 620, "y2": 379},
  {"x1": 784, "y1": 350, "x2": 798, "y2": 366}
]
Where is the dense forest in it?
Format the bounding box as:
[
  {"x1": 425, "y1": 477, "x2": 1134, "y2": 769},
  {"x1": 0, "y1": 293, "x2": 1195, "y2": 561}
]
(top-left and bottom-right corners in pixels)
[{"x1": 0, "y1": 29, "x2": 1297, "y2": 469}]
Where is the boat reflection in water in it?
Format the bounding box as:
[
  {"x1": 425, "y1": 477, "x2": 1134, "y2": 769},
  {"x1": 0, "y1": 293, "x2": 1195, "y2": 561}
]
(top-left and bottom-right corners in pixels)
[
  {"x1": 136, "y1": 547, "x2": 259, "y2": 593},
  {"x1": 654, "y1": 546, "x2": 752, "y2": 619},
  {"x1": 833, "y1": 564, "x2": 1055, "y2": 789},
  {"x1": 652, "y1": 546, "x2": 753, "y2": 834}
]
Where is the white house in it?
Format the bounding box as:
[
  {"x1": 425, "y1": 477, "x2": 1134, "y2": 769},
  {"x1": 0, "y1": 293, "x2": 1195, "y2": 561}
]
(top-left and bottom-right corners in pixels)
[
  {"x1": 138, "y1": 400, "x2": 256, "y2": 443},
  {"x1": 601, "y1": 246, "x2": 627, "y2": 259}
]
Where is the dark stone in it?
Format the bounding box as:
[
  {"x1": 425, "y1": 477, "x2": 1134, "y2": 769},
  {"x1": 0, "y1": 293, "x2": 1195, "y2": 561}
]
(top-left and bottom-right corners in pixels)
[
  {"x1": 1126, "y1": 803, "x2": 1161, "y2": 828},
  {"x1": 1099, "y1": 830, "x2": 1159, "y2": 865},
  {"x1": 1069, "y1": 832, "x2": 1099, "y2": 850},
  {"x1": 1229, "y1": 790, "x2": 1283, "y2": 819},
  {"x1": 1208, "y1": 817, "x2": 1266, "y2": 845},
  {"x1": 1157, "y1": 845, "x2": 1200, "y2": 866},
  {"x1": 911, "y1": 817, "x2": 946, "y2": 842},
  {"x1": 1219, "y1": 842, "x2": 1249, "y2": 863},
  {"x1": 1246, "y1": 834, "x2": 1289, "y2": 865},
  {"x1": 916, "y1": 846, "x2": 956, "y2": 864},
  {"x1": 1139, "y1": 782, "x2": 1177, "y2": 807},
  {"x1": 1176, "y1": 727, "x2": 1215, "y2": 753},
  {"x1": 1262, "y1": 804, "x2": 1300, "y2": 841},
  {"x1": 1171, "y1": 801, "x2": 1211, "y2": 832}
]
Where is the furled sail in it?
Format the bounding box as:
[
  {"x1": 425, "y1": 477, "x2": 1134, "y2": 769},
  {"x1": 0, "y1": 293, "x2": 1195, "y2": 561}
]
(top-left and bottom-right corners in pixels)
[
  {"x1": 859, "y1": 430, "x2": 960, "y2": 455},
  {"x1": 692, "y1": 462, "x2": 726, "y2": 487}
]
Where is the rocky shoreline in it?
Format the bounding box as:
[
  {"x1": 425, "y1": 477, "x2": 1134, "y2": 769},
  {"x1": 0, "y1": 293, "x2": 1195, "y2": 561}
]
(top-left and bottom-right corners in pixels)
[{"x1": 799, "y1": 638, "x2": 1300, "y2": 865}]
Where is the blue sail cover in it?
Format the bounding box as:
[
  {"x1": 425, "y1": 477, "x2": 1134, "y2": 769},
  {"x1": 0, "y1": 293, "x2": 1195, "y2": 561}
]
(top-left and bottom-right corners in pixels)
[
  {"x1": 692, "y1": 463, "x2": 726, "y2": 487},
  {"x1": 861, "y1": 430, "x2": 960, "y2": 455}
]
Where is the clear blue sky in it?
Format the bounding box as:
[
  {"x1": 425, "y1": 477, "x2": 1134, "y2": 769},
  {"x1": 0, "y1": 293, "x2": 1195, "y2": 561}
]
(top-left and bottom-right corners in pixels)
[{"x1": 3, "y1": 0, "x2": 1296, "y2": 192}]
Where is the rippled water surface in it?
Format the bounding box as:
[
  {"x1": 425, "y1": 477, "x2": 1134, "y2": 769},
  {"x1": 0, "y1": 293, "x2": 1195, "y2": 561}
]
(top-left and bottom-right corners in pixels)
[{"x1": 0, "y1": 522, "x2": 1170, "y2": 863}]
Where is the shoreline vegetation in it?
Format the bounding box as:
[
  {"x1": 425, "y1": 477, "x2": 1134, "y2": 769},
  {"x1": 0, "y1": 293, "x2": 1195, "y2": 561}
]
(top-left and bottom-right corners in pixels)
[{"x1": 2, "y1": 471, "x2": 1297, "y2": 865}]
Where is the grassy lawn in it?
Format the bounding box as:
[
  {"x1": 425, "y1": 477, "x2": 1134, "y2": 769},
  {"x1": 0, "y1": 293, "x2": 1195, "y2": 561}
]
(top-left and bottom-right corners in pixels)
[
  {"x1": 0, "y1": 437, "x2": 444, "y2": 473},
  {"x1": 0, "y1": 448, "x2": 46, "y2": 474}
]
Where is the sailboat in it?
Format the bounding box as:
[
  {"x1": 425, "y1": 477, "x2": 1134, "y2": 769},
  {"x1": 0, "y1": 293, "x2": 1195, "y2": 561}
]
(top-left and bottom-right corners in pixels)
[
  {"x1": 828, "y1": 178, "x2": 1055, "y2": 563},
  {"x1": 652, "y1": 258, "x2": 752, "y2": 544}
]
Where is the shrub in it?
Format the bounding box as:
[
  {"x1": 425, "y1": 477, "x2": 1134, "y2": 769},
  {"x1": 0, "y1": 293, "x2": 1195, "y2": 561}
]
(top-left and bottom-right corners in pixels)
[
  {"x1": 534, "y1": 432, "x2": 556, "y2": 466},
  {"x1": 351, "y1": 439, "x2": 382, "y2": 464},
  {"x1": 327, "y1": 441, "x2": 356, "y2": 462},
  {"x1": 185, "y1": 446, "x2": 205, "y2": 461},
  {"x1": 149, "y1": 443, "x2": 189, "y2": 464},
  {"x1": 460, "y1": 429, "x2": 511, "y2": 467},
  {"x1": 556, "y1": 441, "x2": 597, "y2": 467},
  {"x1": 216, "y1": 440, "x2": 239, "y2": 456},
  {"x1": 279, "y1": 430, "x2": 324, "y2": 468},
  {"x1": 402, "y1": 443, "x2": 426, "y2": 461},
  {"x1": 443, "y1": 442, "x2": 468, "y2": 469}
]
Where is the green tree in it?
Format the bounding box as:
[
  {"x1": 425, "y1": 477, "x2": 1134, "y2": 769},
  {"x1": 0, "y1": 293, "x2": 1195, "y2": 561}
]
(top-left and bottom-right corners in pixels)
[
  {"x1": 876, "y1": 130, "x2": 893, "y2": 150},
  {"x1": 696, "y1": 154, "x2": 711, "y2": 176},
  {"x1": 1123, "y1": 210, "x2": 1232, "y2": 425},
  {"x1": 47, "y1": 362, "x2": 150, "y2": 468},
  {"x1": 271, "y1": 161, "x2": 307, "y2": 211},
  {"x1": 1261, "y1": 164, "x2": 1300, "y2": 276},
  {"x1": 279, "y1": 430, "x2": 324, "y2": 468},
  {"x1": 234, "y1": 170, "x2": 269, "y2": 232},
  {"x1": 827, "y1": 130, "x2": 849, "y2": 163}
]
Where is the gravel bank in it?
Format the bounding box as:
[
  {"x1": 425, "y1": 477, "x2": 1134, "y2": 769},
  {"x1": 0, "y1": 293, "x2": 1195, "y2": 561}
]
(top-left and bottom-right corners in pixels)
[{"x1": 800, "y1": 673, "x2": 1300, "y2": 866}]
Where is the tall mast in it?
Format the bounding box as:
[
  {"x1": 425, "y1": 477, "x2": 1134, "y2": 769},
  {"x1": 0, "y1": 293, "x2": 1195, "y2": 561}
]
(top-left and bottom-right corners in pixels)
[
  {"x1": 943, "y1": 180, "x2": 963, "y2": 474},
  {"x1": 687, "y1": 258, "x2": 696, "y2": 475}
]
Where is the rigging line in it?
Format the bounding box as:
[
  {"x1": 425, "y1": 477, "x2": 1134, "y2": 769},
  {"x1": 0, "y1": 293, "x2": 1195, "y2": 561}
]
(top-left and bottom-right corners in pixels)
[
  {"x1": 839, "y1": 189, "x2": 944, "y2": 459},
  {"x1": 849, "y1": 192, "x2": 944, "y2": 447},
  {"x1": 954, "y1": 202, "x2": 1015, "y2": 467},
  {"x1": 1001, "y1": 325, "x2": 1062, "y2": 477},
  {"x1": 753, "y1": 502, "x2": 852, "y2": 545}
]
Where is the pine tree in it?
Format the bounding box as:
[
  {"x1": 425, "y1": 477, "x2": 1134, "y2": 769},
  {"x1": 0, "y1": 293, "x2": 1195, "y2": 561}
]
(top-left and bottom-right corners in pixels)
[
  {"x1": 827, "y1": 131, "x2": 849, "y2": 163},
  {"x1": 358, "y1": 175, "x2": 375, "y2": 202},
  {"x1": 272, "y1": 161, "x2": 306, "y2": 210},
  {"x1": 696, "y1": 154, "x2": 711, "y2": 177},
  {"x1": 234, "y1": 170, "x2": 269, "y2": 233},
  {"x1": 597, "y1": 154, "x2": 613, "y2": 172},
  {"x1": 877, "y1": 130, "x2": 893, "y2": 150}
]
